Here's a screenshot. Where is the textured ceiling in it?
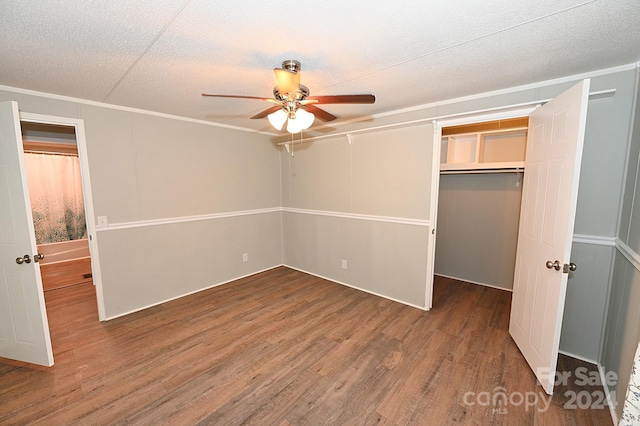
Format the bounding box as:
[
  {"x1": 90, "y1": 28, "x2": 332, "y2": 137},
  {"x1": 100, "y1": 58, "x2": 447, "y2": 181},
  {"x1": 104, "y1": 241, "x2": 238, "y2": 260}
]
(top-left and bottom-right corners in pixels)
[{"x1": 1, "y1": 1, "x2": 639, "y2": 134}]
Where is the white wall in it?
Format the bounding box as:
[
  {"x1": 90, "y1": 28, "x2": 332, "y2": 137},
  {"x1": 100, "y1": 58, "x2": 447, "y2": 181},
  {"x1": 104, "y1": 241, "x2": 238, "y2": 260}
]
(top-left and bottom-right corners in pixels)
[
  {"x1": 435, "y1": 173, "x2": 522, "y2": 290},
  {"x1": 560, "y1": 241, "x2": 614, "y2": 361},
  {"x1": 0, "y1": 88, "x2": 284, "y2": 319},
  {"x1": 601, "y1": 65, "x2": 640, "y2": 421},
  {"x1": 282, "y1": 124, "x2": 434, "y2": 308}
]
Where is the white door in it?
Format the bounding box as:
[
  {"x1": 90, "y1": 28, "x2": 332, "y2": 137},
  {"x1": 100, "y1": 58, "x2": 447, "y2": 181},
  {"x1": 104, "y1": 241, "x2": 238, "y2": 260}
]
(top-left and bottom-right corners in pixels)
[
  {"x1": 509, "y1": 80, "x2": 590, "y2": 394},
  {"x1": 0, "y1": 101, "x2": 54, "y2": 366}
]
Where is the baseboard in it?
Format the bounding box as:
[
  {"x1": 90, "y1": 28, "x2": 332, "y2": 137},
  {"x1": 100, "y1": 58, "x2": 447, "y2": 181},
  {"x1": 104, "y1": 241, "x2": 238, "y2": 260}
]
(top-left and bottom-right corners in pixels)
[
  {"x1": 556, "y1": 351, "x2": 618, "y2": 423},
  {"x1": 283, "y1": 264, "x2": 429, "y2": 311},
  {"x1": 104, "y1": 262, "x2": 430, "y2": 321},
  {"x1": 598, "y1": 362, "x2": 619, "y2": 426},
  {"x1": 434, "y1": 273, "x2": 513, "y2": 292},
  {"x1": 102, "y1": 264, "x2": 285, "y2": 321},
  {"x1": 558, "y1": 350, "x2": 597, "y2": 365}
]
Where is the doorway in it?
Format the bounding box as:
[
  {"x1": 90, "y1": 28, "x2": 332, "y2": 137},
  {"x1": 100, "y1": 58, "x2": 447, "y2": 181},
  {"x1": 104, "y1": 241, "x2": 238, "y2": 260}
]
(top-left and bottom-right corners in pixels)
[
  {"x1": 426, "y1": 106, "x2": 536, "y2": 307},
  {"x1": 21, "y1": 122, "x2": 94, "y2": 293},
  {"x1": 434, "y1": 116, "x2": 529, "y2": 292},
  {"x1": 0, "y1": 102, "x2": 105, "y2": 366},
  {"x1": 427, "y1": 80, "x2": 592, "y2": 394},
  {"x1": 19, "y1": 111, "x2": 105, "y2": 322}
]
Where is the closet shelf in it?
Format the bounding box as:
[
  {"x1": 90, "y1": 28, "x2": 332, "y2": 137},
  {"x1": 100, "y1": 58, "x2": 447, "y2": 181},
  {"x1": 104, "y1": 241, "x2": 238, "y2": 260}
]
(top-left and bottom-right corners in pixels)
[
  {"x1": 440, "y1": 166, "x2": 524, "y2": 175},
  {"x1": 441, "y1": 127, "x2": 527, "y2": 173}
]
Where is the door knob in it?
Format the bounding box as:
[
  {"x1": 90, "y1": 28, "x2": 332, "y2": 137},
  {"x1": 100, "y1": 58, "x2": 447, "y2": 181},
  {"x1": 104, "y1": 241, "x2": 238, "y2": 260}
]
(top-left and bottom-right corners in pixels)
[
  {"x1": 15, "y1": 254, "x2": 31, "y2": 264},
  {"x1": 545, "y1": 260, "x2": 561, "y2": 271},
  {"x1": 34, "y1": 253, "x2": 44, "y2": 262},
  {"x1": 563, "y1": 262, "x2": 577, "y2": 273}
]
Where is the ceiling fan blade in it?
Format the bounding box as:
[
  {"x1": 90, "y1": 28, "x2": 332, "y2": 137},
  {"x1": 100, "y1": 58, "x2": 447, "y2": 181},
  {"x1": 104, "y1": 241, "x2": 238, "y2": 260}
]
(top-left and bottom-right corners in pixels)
[
  {"x1": 250, "y1": 105, "x2": 283, "y2": 119},
  {"x1": 305, "y1": 105, "x2": 337, "y2": 122},
  {"x1": 304, "y1": 94, "x2": 375, "y2": 104},
  {"x1": 202, "y1": 93, "x2": 281, "y2": 104},
  {"x1": 202, "y1": 93, "x2": 268, "y2": 100},
  {"x1": 273, "y1": 68, "x2": 300, "y2": 94}
]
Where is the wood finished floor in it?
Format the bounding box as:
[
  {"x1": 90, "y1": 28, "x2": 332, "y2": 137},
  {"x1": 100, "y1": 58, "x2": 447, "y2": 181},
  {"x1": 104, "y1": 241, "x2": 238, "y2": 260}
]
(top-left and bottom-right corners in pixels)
[{"x1": 0, "y1": 267, "x2": 613, "y2": 425}]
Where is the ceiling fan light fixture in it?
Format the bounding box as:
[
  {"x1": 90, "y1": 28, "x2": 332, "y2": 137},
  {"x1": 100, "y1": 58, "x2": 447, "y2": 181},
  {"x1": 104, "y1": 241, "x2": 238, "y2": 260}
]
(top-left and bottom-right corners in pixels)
[
  {"x1": 267, "y1": 109, "x2": 287, "y2": 130},
  {"x1": 202, "y1": 60, "x2": 374, "y2": 132}
]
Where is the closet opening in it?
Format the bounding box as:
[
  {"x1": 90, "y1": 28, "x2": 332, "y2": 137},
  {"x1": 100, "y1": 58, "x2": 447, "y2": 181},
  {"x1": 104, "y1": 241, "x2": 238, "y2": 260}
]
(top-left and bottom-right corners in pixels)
[
  {"x1": 434, "y1": 117, "x2": 528, "y2": 293},
  {"x1": 21, "y1": 122, "x2": 95, "y2": 295}
]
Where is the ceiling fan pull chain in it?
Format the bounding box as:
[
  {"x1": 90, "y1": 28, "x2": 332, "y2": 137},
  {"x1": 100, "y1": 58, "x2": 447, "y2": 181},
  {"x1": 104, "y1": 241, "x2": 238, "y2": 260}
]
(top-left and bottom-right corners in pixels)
[{"x1": 291, "y1": 133, "x2": 295, "y2": 157}]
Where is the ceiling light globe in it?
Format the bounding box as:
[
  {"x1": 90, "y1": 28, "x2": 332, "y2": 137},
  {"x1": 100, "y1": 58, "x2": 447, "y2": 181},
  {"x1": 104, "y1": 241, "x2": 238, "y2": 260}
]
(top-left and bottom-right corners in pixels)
[
  {"x1": 296, "y1": 109, "x2": 315, "y2": 130},
  {"x1": 267, "y1": 109, "x2": 287, "y2": 131},
  {"x1": 286, "y1": 116, "x2": 304, "y2": 134}
]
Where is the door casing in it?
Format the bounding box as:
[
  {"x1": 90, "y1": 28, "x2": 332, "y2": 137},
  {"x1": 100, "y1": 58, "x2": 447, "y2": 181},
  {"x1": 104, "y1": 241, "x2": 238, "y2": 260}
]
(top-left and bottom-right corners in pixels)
[
  {"x1": 426, "y1": 106, "x2": 536, "y2": 309},
  {"x1": 20, "y1": 111, "x2": 105, "y2": 320}
]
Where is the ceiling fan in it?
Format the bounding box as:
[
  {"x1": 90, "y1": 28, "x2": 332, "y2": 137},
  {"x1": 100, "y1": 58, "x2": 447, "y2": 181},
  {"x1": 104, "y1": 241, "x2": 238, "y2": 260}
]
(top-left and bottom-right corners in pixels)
[{"x1": 202, "y1": 60, "x2": 375, "y2": 133}]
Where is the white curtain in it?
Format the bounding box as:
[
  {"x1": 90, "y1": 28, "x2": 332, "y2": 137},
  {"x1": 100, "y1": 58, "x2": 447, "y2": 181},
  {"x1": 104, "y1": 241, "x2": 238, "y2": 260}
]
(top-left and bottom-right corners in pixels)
[
  {"x1": 621, "y1": 340, "x2": 640, "y2": 425},
  {"x1": 24, "y1": 153, "x2": 86, "y2": 244}
]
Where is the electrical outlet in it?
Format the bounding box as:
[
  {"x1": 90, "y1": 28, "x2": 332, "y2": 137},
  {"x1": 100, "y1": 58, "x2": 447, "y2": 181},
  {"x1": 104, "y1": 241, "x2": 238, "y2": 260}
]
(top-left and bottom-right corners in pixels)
[
  {"x1": 341, "y1": 259, "x2": 347, "y2": 270},
  {"x1": 243, "y1": 253, "x2": 248, "y2": 262},
  {"x1": 97, "y1": 216, "x2": 108, "y2": 228}
]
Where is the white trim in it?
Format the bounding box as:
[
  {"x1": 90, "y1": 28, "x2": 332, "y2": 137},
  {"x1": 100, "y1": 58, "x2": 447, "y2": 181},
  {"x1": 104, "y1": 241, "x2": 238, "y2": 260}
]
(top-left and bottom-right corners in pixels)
[
  {"x1": 617, "y1": 67, "x2": 640, "y2": 245},
  {"x1": 283, "y1": 265, "x2": 429, "y2": 311},
  {"x1": 434, "y1": 274, "x2": 513, "y2": 292},
  {"x1": 364, "y1": 64, "x2": 633, "y2": 120},
  {"x1": 282, "y1": 207, "x2": 429, "y2": 227},
  {"x1": 105, "y1": 263, "x2": 430, "y2": 320},
  {"x1": 572, "y1": 234, "x2": 617, "y2": 246},
  {"x1": 436, "y1": 107, "x2": 538, "y2": 128},
  {"x1": 615, "y1": 238, "x2": 640, "y2": 272},
  {"x1": 96, "y1": 207, "x2": 282, "y2": 231},
  {"x1": 598, "y1": 362, "x2": 620, "y2": 426},
  {"x1": 0, "y1": 84, "x2": 277, "y2": 136},
  {"x1": 96, "y1": 207, "x2": 429, "y2": 231},
  {"x1": 102, "y1": 265, "x2": 284, "y2": 321},
  {"x1": 1, "y1": 63, "x2": 631, "y2": 139},
  {"x1": 557, "y1": 349, "x2": 597, "y2": 365},
  {"x1": 429, "y1": 107, "x2": 534, "y2": 311}
]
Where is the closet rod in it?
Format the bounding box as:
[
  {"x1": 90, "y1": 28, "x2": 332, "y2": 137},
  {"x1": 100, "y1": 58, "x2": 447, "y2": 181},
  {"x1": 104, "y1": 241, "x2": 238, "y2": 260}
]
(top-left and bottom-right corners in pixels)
[{"x1": 440, "y1": 168, "x2": 524, "y2": 175}]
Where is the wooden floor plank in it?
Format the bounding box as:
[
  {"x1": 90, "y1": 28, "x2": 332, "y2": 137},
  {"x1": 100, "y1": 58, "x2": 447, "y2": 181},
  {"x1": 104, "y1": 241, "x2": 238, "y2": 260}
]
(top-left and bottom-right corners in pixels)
[{"x1": 0, "y1": 267, "x2": 613, "y2": 425}]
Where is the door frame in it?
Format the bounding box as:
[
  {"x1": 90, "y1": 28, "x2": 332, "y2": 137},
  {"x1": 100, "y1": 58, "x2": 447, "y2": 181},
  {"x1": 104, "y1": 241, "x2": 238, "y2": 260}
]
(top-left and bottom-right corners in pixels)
[
  {"x1": 426, "y1": 106, "x2": 537, "y2": 309},
  {"x1": 19, "y1": 111, "x2": 105, "y2": 320}
]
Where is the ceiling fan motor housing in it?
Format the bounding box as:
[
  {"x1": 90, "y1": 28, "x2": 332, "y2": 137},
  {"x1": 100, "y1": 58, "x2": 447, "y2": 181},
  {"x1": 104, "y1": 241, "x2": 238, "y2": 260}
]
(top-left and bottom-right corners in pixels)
[
  {"x1": 281, "y1": 59, "x2": 301, "y2": 73},
  {"x1": 273, "y1": 85, "x2": 309, "y2": 101}
]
